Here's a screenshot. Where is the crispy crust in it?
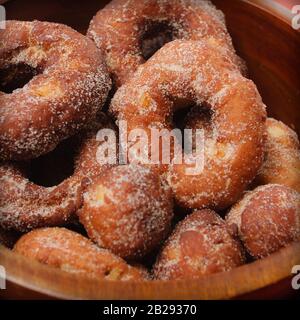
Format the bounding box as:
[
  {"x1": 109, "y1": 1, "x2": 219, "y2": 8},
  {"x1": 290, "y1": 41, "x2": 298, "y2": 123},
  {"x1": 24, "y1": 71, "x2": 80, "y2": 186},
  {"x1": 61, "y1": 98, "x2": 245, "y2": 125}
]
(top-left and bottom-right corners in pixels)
[
  {"x1": 0, "y1": 21, "x2": 111, "y2": 160},
  {"x1": 88, "y1": 0, "x2": 245, "y2": 87},
  {"x1": 79, "y1": 164, "x2": 173, "y2": 260},
  {"x1": 254, "y1": 118, "x2": 300, "y2": 193},
  {"x1": 13, "y1": 227, "x2": 149, "y2": 281},
  {"x1": 226, "y1": 184, "x2": 300, "y2": 259},
  {"x1": 110, "y1": 40, "x2": 266, "y2": 210},
  {"x1": 0, "y1": 113, "x2": 115, "y2": 232},
  {"x1": 153, "y1": 209, "x2": 245, "y2": 280}
]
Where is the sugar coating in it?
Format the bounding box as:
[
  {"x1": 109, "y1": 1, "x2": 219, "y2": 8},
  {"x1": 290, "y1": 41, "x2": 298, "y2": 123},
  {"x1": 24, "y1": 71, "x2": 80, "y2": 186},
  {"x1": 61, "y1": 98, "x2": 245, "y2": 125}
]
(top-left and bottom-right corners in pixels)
[
  {"x1": 226, "y1": 184, "x2": 300, "y2": 259},
  {"x1": 0, "y1": 113, "x2": 116, "y2": 232},
  {"x1": 79, "y1": 164, "x2": 174, "y2": 260},
  {"x1": 13, "y1": 227, "x2": 149, "y2": 281},
  {"x1": 87, "y1": 0, "x2": 246, "y2": 87},
  {"x1": 153, "y1": 209, "x2": 245, "y2": 280},
  {"x1": 254, "y1": 118, "x2": 300, "y2": 193},
  {"x1": 110, "y1": 40, "x2": 266, "y2": 210},
  {"x1": 0, "y1": 20, "x2": 111, "y2": 161}
]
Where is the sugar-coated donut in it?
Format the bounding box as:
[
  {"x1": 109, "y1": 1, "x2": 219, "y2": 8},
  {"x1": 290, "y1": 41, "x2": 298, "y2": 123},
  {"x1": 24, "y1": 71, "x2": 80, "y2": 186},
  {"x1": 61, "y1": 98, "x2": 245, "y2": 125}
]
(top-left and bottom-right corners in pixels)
[
  {"x1": 110, "y1": 40, "x2": 266, "y2": 210},
  {"x1": 0, "y1": 113, "x2": 115, "y2": 232},
  {"x1": 226, "y1": 184, "x2": 300, "y2": 259},
  {"x1": 153, "y1": 209, "x2": 245, "y2": 280},
  {"x1": 13, "y1": 228, "x2": 149, "y2": 281},
  {"x1": 79, "y1": 164, "x2": 173, "y2": 260},
  {"x1": 254, "y1": 118, "x2": 300, "y2": 193},
  {"x1": 74, "y1": 112, "x2": 117, "y2": 184},
  {"x1": 0, "y1": 21, "x2": 111, "y2": 161},
  {"x1": 88, "y1": 0, "x2": 245, "y2": 87}
]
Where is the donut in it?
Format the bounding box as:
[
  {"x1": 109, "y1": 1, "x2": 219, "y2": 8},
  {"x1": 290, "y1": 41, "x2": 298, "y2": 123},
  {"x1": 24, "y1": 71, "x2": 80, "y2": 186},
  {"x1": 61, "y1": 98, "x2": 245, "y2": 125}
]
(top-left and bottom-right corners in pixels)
[
  {"x1": 254, "y1": 118, "x2": 300, "y2": 193},
  {"x1": 110, "y1": 40, "x2": 266, "y2": 210},
  {"x1": 153, "y1": 209, "x2": 245, "y2": 280},
  {"x1": 226, "y1": 184, "x2": 300, "y2": 259},
  {"x1": 88, "y1": 0, "x2": 245, "y2": 87},
  {"x1": 79, "y1": 164, "x2": 173, "y2": 260},
  {"x1": 13, "y1": 228, "x2": 149, "y2": 281},
  {"x1": 0, "y1": 20, "x2": 111, "y2": 161},
  {"x1": 0, "y1": 113, "x2": 116, "y2": 232},
  {"x1": 74, "y1": 112, "x2": 118, "y2": 184}
]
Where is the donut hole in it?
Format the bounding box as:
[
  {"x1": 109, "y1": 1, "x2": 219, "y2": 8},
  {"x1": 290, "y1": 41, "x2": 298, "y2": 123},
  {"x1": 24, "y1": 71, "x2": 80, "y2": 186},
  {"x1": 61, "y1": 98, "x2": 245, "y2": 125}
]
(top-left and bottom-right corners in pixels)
[
  {"x1": 172, "y1": 102, "x2": 193, "y2": 132},
  {"x1": 184, "y1": 104, "x2": 213, "y2": 130},
  {"x1": 104, "y1": 269, "x2": 111, "y2": 277},
  {"x1": 172, "y1": 101, "x2": 213, "y2": 152},
  {"x1": 0, "y1": 62, "x2": 39, "y2": 93},
  {"x1": 140, "y1": 20, "x2": 178, "y2": 60},
  {"x1": 27, "y1": 136, "x2": 78, "y2": 187}
]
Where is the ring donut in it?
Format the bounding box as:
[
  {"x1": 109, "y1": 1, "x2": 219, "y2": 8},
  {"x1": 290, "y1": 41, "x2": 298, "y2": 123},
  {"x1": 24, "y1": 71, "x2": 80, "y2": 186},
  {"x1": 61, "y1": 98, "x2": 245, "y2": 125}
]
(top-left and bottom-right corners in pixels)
[
  {"x1": 110, "y1": 40, "x2": 266, "y2": 210},
  {"x1": 88, "y1": 0, "x2": 245, "y2": 87},
  {"x1": 153, "y1": 209, "x2": 245, "y2": 280},
  {"x1": 0, "y1": 21, "x2": 111, "y2": 161},
  {"x1": 254, "y1": 118, "x2": 300, "y2": 193},
  {"x1": 0, "y1": 113, "x2": 115, "y2": 232},
  {"x1": 226, "y1": 184, "x2": 300, "y2": 259},
  {"x1": 14, "y1": 228, "x2": 149, "y2": 281}
]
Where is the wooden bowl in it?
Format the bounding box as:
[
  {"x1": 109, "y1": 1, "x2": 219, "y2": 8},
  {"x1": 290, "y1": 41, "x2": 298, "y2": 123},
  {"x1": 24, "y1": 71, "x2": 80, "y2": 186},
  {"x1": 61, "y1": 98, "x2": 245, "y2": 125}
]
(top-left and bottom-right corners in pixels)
[{"x1": 0, "y1": 0, "x2": 300, "y2": 299}]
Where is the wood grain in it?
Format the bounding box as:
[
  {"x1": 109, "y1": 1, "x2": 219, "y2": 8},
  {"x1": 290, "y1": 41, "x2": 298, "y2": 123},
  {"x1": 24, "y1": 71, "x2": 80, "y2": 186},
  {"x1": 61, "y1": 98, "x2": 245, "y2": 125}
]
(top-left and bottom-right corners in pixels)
[{"x1": 0, "y1": 0, "x2": 299, "y2": 299}]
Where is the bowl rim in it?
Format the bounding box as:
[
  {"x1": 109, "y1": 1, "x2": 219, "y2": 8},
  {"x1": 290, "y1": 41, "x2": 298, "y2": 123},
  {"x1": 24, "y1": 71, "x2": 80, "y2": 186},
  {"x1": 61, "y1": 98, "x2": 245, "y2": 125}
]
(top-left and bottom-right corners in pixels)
[
  {"x1": 244, "y1": 0, "x2": 295, "y2": 25},
  {"x1": 1, "y1": 241, "x2": 300, "y2": 299}
]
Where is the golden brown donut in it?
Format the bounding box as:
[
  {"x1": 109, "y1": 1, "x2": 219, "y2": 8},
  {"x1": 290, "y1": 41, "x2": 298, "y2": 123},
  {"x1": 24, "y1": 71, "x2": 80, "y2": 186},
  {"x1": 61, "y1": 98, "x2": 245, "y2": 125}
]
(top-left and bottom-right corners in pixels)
[
  {"x1": 153, "y1": 209, "x2": 245, "y2": 280},
  {"x1": 226, "y1": 184, "x2": 300, "y2": 259},
  {"x1": 79, "y1": 164, "x2": 173, "y2": 260},
  {"x1": 88, "y1": 0, "x2": 245, "y2": 87},
  {"x1": 254, "y1": 118, "x2": 300, "y2": 193},
  {"x1": 110, "y1": 40, "x2": 266, "y2": 210},
  {"x1": 0, "y1": 113, "x2": 115, "y2": 232},
  {"x1": 0, "y1": 21, "x2": 111, "y2": 161},
  {"x1": 13, "y1": 228, "x2": 149, "y2": 281}
]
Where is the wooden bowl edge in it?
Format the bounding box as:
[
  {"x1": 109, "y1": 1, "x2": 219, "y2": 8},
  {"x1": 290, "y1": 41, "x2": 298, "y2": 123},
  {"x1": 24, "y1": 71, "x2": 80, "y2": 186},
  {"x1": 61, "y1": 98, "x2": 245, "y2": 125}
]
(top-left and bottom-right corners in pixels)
[{"x1": 1, "y1": 242, "x2": 300, "y2": 299}]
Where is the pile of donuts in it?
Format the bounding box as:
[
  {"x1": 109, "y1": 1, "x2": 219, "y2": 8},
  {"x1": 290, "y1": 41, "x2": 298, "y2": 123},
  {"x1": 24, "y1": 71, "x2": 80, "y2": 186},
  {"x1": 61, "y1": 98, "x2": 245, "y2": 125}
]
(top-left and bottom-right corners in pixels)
[{"x1": 0, "y1": 0, "x2": 299, "y2": 282}]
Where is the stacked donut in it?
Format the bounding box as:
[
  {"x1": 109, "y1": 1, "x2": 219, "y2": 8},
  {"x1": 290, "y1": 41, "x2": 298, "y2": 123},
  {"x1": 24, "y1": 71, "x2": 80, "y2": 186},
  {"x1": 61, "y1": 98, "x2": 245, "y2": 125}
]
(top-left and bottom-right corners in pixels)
[{"x1": 0, "y1": 0, "x2": 299, "y2": 282}]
